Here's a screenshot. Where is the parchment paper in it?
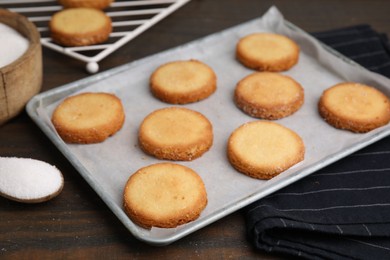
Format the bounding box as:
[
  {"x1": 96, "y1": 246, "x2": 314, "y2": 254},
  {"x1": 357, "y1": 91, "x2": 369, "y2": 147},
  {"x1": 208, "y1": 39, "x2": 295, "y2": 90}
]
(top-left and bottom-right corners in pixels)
[{"x1": 30, "y1": 6, "x2": 390, "y2": 245}]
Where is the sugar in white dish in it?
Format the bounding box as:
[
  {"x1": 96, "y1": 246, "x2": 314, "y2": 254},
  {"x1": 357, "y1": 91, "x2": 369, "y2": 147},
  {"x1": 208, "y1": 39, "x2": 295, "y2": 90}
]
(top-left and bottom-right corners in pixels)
[
  {"x1": 0, "y1": 157, "x2": 64, "y2": 203},
  {"x1": 0, "y1": 23, "x2": 29, "y2": 69}
]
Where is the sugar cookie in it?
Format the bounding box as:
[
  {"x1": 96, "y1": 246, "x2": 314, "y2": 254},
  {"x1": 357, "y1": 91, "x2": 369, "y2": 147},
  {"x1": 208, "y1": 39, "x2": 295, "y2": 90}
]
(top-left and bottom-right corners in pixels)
[
  {"x1": 52, "y1": 92, "x2": 125, "y2": 144},
  {"x1": 50, "y1": 7, "x2": 112, "y2": 46},
  {"x1": 234, "y1": 72, "x2": 304, "y2": 119},
  {"x1": 227, "y1": 121, "x2": 305, "y2": 179},
  {"x1": 138, "y1": 107, "x2": 213, "y2": 161},
  {"x1": 150, "y1": 60, "x2": 217, "y2": 104},
  {"x1": 236, "y1": 33, "x2": 299, "y2": 71},
  {"x1": 58, "y1": 0, "x2": 114, "y2": 9},
  {"x1": 319, "y1": 82, "x2": 390, "y2": 133},
  {"x1": 123, "y1": 163, "x2": 208, "y2": 229}
]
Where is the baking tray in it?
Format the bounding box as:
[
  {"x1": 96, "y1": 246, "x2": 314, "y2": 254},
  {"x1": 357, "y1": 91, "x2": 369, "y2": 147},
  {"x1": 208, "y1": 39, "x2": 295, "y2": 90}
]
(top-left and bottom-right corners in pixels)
[{"x1": 26, "y1": 6, "x2": 390, "y2": 245}]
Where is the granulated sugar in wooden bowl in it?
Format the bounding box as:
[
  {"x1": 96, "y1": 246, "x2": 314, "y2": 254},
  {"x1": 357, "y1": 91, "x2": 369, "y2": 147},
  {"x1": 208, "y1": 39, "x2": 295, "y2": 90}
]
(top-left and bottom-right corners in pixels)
[{"x1": 0, "y1": 8, "x2": 42, "y2": 125}]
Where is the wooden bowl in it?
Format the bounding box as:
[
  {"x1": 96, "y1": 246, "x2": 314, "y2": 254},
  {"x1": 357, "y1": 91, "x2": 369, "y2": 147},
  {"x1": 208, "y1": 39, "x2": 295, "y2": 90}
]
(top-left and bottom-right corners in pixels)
[{"x1": 0, "y1": 8, "x2": 42, "y2": 125}]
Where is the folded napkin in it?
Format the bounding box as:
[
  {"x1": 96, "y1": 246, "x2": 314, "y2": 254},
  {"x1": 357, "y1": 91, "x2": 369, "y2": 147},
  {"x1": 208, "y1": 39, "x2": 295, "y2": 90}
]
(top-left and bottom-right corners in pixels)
[
  {"x1": 246, "y1": 25, "x2": 390, "y2": 259},
  {"x1": 313, "y1": 24, "x2": 390, "y2": 77}
]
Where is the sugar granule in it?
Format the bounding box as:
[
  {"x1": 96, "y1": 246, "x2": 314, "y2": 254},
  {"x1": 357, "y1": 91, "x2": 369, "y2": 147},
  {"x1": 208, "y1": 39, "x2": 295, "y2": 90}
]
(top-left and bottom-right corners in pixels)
[
  {"x1": 0, "y1": 23, "x2": 29, "y2": 69},
  {"x1": 0, "y1": 157, "x2": 63, "y2": 201}
]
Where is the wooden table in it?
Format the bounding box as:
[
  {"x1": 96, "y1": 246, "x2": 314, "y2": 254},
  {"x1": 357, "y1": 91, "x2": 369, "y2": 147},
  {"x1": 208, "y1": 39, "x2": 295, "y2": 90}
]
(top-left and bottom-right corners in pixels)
[{"x1": 1, "y1": 0, "x2": 389, "y2": 258}]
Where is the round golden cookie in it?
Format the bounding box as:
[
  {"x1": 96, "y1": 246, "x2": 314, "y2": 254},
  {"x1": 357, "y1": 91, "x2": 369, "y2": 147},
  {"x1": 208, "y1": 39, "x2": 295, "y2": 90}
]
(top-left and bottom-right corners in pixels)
[
  {"x1": 227, "y1": 121, "x2": 305, "y2": 180},
  {"x1": 236, "y1": 33, "x2": 300, "y2": 71},
  {"x1": 50, "y1": 7, "x2": 112, "y2": 46},
  {"x1": 139, "y1": 107, "x2": 213, "y2": 161},
  {"x1": 123, "y1": 163, "x2": 208, "y2": 229},
  {"x1": 52, "y1": 92, "x2": 125, "y2": 144},
  {"x1": 319, "y1": 82, "x2": 390, "y2": 133},
  {"x1": 150, "y1": 60, "x2": 217, "y2": 104},
  {"x1": 234, "y1": 72, "x2": 304, "y2": 119},
  {"x1": 58, "y1": 0, "x2": 114, "y2": 9}
]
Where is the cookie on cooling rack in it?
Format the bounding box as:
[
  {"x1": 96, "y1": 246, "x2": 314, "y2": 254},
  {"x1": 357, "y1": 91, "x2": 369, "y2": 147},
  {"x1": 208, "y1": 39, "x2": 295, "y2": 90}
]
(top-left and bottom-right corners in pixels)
[
  {"x1": 58, "y1": 0, "x2": 114, "y2": 9},
  {"x1": 50, "y1": 7, "x2": 112, "y2": 46},
  {"x1": 319, "y1": 82, "x2": 390, "y2": 133},
  {"x1": 150, "y1": 60, "x2": 217, "y2": 104},
  {"x1": 123, "y1": 163, "x2": 208, "y2": 229},
  {"x1": 227, "y1": 121, "x2": 305, "y2": 180},
  {"x1": 51, "y1": 92, "x2": 125, "y2": 144},
  {"x1": 234, "y1": 72, "x2": 304, "y2": 119},
  {"x1": 236, "y1": 33, "x2": 300, "y2": 71},
  {"x1": 138, "y1": 107, "x2": 213, "y2": 161}
]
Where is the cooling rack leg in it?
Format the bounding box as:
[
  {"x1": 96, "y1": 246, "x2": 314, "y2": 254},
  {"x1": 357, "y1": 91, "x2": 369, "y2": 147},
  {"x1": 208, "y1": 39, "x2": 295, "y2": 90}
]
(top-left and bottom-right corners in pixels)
[{"x1": 86, "y1": 62, "x2": 99, "y2": 74}]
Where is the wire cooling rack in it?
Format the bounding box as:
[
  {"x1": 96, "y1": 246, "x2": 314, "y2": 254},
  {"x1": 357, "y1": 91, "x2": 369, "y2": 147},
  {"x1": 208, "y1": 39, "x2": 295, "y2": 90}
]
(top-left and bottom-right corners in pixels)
[{"x1": 1, "y1": 0, "x2": 190, "y2": 73}]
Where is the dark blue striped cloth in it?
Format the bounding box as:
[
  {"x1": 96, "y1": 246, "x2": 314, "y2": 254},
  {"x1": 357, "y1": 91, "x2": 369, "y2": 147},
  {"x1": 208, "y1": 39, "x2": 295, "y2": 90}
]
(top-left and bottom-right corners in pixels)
[
  {"x1": 313, "y1": 24, "x2": 390, "y2": 76},
  {"x1": 246, "y1": 25, "x2": 390, "y2": 259}
]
